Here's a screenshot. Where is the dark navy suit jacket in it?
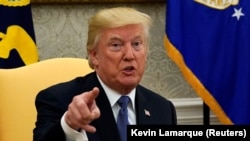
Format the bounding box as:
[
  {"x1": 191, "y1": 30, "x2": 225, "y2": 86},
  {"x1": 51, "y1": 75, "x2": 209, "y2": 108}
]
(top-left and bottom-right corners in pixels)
[{"x1": 33, "y1": 72, "x2": 177, "y2": 141}]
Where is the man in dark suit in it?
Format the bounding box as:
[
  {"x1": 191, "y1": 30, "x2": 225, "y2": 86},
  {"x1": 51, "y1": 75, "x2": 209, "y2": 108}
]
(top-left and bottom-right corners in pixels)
[{"x1": 33, "y1": 7, "x2": 177, "y2": 141}]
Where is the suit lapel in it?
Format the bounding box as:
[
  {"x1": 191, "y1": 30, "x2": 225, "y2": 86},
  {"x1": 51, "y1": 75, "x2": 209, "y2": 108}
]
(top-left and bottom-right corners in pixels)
[
  {"x1": 87, "y1": 73, "x2": 120, "y2": 141},
  {"x1": 135, "y1": 87, "x2": 153, "y2": 125}
]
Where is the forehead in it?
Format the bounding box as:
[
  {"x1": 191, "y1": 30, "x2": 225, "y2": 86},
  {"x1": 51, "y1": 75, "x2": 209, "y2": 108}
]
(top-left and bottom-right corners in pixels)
[{"x1": 101, "y1": 24, "x2": 145, "y2": 40}]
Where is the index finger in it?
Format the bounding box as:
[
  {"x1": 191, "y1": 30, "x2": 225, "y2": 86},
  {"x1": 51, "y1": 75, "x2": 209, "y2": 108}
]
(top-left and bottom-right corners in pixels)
[{"x1": 83, "y1": 87, "x2": 99, "y2": 104}]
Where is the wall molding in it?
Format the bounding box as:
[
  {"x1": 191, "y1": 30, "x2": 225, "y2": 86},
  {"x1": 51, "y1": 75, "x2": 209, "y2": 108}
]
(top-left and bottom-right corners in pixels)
[{"x1": 170, "y1": 98, "x2": 221, "y2": 125}]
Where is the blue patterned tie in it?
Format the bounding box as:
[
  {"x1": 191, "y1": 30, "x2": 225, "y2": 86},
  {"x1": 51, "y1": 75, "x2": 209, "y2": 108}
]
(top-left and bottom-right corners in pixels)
[{"x1": 117, "y1": 96, "x2": 130, "y2": 141}]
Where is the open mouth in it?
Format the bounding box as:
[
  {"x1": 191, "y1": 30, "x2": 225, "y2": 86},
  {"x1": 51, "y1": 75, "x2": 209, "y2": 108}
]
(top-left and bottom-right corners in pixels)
[
  {"x1": 123, "y1": 66, "x2": 136, "y2": 74},
  {"x1": 124, "y1": 66, "x2": 134, "y2": 71}
]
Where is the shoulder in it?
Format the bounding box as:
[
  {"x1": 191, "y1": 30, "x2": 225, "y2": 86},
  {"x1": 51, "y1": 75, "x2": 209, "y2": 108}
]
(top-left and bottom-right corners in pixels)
[
  {"x1": 136, "y1": 85, "x2": 175, "y2": 110},
  {"x1": 36, "y1": 72, "x2": 97, "y2": 102},
  {"x1": 137, "y1": 85, "x2": 171, "y2": 103}
]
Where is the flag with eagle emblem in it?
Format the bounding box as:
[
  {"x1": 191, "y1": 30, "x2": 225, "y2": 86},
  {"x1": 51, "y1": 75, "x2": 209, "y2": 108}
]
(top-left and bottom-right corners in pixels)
[{"x1": 0, "y1": 0, "x2": 39, "y2": 68}]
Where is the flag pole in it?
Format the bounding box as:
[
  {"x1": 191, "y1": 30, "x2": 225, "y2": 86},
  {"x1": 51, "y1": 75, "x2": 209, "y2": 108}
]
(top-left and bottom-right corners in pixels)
[{"x1": 203, "y1": 102, "x2": 210, "y2": 125}]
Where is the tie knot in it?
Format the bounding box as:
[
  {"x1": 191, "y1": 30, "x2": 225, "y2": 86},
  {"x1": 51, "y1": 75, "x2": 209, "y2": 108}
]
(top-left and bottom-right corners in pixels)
[{"x1": 118, "y1": 96, "x2": 130, "y2": 109}]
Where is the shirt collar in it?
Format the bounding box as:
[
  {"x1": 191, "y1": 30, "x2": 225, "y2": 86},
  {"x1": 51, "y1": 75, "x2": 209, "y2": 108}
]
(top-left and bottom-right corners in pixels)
[{"x1": 96, "y1": 74, "x2": 136, "y2": 110}]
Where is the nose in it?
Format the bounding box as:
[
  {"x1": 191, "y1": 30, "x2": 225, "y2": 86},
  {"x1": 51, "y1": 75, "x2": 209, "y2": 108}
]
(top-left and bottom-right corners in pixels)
[{"x1": 123, "y1": 43, "x2": 135, "y2": 61}]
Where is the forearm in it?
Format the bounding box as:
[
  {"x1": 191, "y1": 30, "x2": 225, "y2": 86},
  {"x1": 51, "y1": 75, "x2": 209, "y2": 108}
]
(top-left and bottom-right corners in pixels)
[
  {"x1": 33, "y1": 91, "x2": 67, "y2": 141},
  {"x1": 33, "y1": 120, "x2": 66, "y2": 141}
]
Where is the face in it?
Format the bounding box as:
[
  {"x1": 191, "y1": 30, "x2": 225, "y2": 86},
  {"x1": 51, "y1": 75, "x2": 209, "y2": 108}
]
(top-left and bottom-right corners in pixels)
[{"x1": 89, "y1": 24, "x2": 148, "y2": 94}]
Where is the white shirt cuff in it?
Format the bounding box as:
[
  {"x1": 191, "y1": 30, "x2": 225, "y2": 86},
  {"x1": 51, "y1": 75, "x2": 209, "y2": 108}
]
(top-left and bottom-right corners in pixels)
[{"x1": 61, "y1": 112, "x2": 88, "y2": 141}]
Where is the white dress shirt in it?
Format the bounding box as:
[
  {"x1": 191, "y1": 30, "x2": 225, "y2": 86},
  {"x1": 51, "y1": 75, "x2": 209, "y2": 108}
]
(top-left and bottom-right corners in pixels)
[{"x1": 61, "y1": 74, "x2": 136, "y2": 141}]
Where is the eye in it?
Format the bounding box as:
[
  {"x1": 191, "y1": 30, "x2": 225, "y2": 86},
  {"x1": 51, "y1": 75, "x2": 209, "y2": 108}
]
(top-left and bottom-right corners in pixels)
[
  {"x1": 108, "y1": 41, "x2": 123, "y2": 52},
  {"x1": 132, "y1": 40, "x2": 143, "y2": 51}
]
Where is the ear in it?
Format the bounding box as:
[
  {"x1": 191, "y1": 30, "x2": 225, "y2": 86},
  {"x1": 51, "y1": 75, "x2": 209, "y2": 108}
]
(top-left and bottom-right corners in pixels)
[{"x1": 88, "y1": 49, "x2": 99, "y2": 66}]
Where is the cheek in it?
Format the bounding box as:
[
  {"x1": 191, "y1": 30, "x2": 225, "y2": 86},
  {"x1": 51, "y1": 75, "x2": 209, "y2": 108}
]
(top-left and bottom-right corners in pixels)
[
  {"x1": 98, "y1": 54, "x2": 117, "y2": 68},
  {"x1": 137, "y1": 52, "x2": 147, "y2": 63},
  {"x1": 136, "y1": 56, "x2": 147, "y2": 70}
]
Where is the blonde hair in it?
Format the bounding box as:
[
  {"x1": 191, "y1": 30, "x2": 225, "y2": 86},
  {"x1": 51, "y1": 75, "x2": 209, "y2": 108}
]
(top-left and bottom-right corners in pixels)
[{"x1": 86, "y1": 7, "x2": 152, "y2": 69}]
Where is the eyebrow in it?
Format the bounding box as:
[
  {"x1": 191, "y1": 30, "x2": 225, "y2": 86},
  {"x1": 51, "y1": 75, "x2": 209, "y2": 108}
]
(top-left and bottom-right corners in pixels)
[
  {"x1": 108, "y1": 34, "x2": 143, "y2": 41},
  {"x1": 107, "y1": 34, "x2": 121, "y2": 41}
]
